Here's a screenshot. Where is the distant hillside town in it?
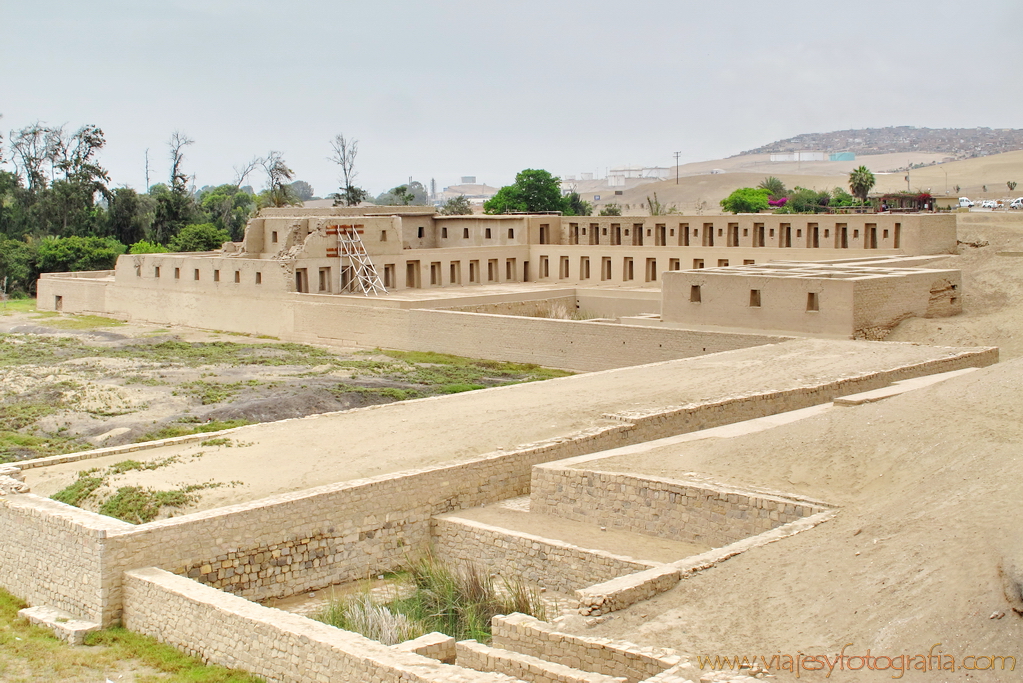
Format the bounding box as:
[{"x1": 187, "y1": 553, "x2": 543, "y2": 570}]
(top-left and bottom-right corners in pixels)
[{"x1": 739, "y1": 126, "x2": 1023, "y2": 160}]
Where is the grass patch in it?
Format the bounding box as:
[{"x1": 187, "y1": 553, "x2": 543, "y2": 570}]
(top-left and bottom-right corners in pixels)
[
  {"x1": 50, "y1": 469, "x2": 105, "y2": 506},
  {"x1": 97, "y1": 482, "x2": 224, "y2": 524},
  {"x1": 32, "y1": 313, "x2": 126, "y2": 330},
  {"x1": 175, "y1": 379, "x2": 265, "y2": 404},
  {"x1": 0, "y1": 430, "x2": 89, "y2": 463},
  {"x1": 200, "y1": 437, "x2": 234, "y2": 447},
  {"x1": 138, "y1": 419, "x2": 251, "y2": 442},
  {"x1": 316, "y1": 553, "x2": 547, "y2": 644},
  {"x1": 0, "y1": 586, "x2": 263, "y2": 681},
  {"x1": 329, "y1": 383, "x2": 422, "y2": 402},
  {"x1": 0, "y1": 298, "x2": 37, "y2": 315}
]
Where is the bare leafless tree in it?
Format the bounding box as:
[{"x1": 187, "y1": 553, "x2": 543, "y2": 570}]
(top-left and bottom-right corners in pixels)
[
  {"x1": 232, "y1": 156, "x2": 261, "y2": 189},
  {"x1": 168, "y1": 131, "x2": 194, "y2": 193},
  {"x1": 9, "y1": 122, "x2": 57, "y2": 191},
  {"x1": 328, "y1": 133, "x2": 366, "y2": 206}
]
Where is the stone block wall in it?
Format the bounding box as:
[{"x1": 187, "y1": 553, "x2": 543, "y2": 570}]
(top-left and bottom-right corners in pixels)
[
  {"x1": 456, "y1": 640, "x2": 627, "y2": 683},
  {"x1": 491, "y1": 613, "x2": 681, "y2": 683},
  {"x1": 530, "y1": 467, "x2": 825, "y2": 548},
  {"x1": 0, "y1": 495, "x2": 131, "y2": 624},
  {"x1": 432, "y1": 516, "x2": 656, "y2": 593},
  {"x1": 122, "y1": 567, "x2": 514, "y2": 683}
]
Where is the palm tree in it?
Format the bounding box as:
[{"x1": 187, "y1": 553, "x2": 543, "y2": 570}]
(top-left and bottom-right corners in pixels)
[
  {"x1": 758, "y1": 176, "x2": 787, "y2": 200},
  {"x1": 849, "y1": 166, "x2": 876, "y2": 203}
]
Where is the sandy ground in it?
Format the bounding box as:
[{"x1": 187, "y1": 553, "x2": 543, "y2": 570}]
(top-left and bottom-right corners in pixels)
[
  {"x1": 569, "y1": 360, "x2": 1023, "y2": 681},
  {"x1": 23, "y1": 338, "x2": 985, "y2": 514},
  {"x1": 887, "y1": 214, "x2": 1023, "y2": 358}
]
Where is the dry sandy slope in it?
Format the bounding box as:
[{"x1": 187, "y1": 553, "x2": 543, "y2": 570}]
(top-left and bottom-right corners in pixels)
[
  {"x1": 24, "y1": 338, "x2": 984, "y2": 513},
  {"x1": 887, "y1": 214, "x2": 1023, "y2": 359},
  {"x1": 580, "y1": 361, "x2": 1023, "y2": 681}
]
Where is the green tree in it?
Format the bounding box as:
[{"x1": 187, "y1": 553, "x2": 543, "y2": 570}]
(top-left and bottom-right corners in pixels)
[
  {"x1": 128, "y1": 240, "x2": 169, "y2": 254},
  {"x1": 198, "y1": 184, "x2": 255, "y2": 241},
  {"x1": 151, "y1": 133, "x2": 200, "y2": 244},
  {"x1": 439, "y1": 195, "x2": 473, "y2": 215},
  {"x1": 287, "y1": 180, "x2": 315, "y2": 201},
  {"x1": 720, "y1": 188, "x2": 770, "y2": 214},
  {"x1": 484, "y1": 169, "x2": 564, "y2": 214},
  {"x1": 0, "y1": 238, "x2": 36, "y2": 293},
  {"x1": 563, "y1": 192, "x2": 592, "y2": 216},
  {"x1": 169, "y1": 223, "x2": 230, "y2": 252},
  {"x1": 758, "y1": 176, "x2": 787, "y2": 200},
  {"x1": 779, "y1": 187, "x2": 831, "y2": 214},
  {"x1": 849, "y1": 166, "x2": 876, "y2": 202},
  {"x1": 36, "y1": 236, "x2": 125, "y2": 273},
  {"x1": 258, "y1": 151, "x2": 301, "y2": 208},
  {"x1": 598, "y1": 203, "x2": 622, "y2": 217}
]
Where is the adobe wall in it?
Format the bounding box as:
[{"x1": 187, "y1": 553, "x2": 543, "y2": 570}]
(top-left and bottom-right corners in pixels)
[
  {"x1": 852, "y1": 270, "x2": 962, "y2": 340},
  {"x1": 0, "y1": 495, "x2": 131, "y2": 625},
  {"x1": 661, "y1": 270, "x2": 855, "y2": 337},
  {"x1": 406, "y1": 310, "x2": 789, "y2": 372},
  {"x1": 442, "y1": 295, "x2": 578, "y2": 317},
  {"x1": 431, "y1": 516, "x2": 656, "y2": 593},
  {"x1": 123, "y1": 567, "x2": 512, "y2": 683},
  {"x1": 529, "y1": 466, "x2": 826, "y2": 548},
  {"x1": 37, "y1": 272, "x2": 112, "y2": 315}
]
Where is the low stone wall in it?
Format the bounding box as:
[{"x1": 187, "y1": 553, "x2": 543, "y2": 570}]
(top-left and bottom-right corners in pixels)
[
  {"x1": 456, "y1": 639, "x2": 626, "y2": 683},
  {"x1": 123, "y1": 567, "x2": 514, "y2": 683},
  {"x1": 491, "y1": 613, "x2": 681, "y2": 683},
  {"x1": 576, "y1": 510, "x2": 838, "y2": 616},
  {"x1": 393, "y1": 633, "x2": 457, "y2": 664},
  {"x1": 0, "y1": 495, "x2": 130, "y2": 625},
  {"x1": 530, "y1": 468, "x2": 825, "y2": 547},
  {"x1": 432, "y1": 516, "x2": 656, "y2": 593}
]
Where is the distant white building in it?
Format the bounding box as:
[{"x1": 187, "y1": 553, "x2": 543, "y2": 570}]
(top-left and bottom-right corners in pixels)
[
  {"x1": 608, "y1": 166, "x2": 670, "y2": 187},
  {"x1": 770, "y1": 152, "x2": 826, "y2": 162}
]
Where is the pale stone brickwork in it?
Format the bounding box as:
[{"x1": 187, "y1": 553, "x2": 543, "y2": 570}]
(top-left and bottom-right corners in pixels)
[
  {"x1": 432, "y1": 516, "x2": 657, "y2": 593},
  {"x1": 529, "y1": 468, "x2": 825, "y2": 548},
  {"x1": 491, "y1": 613, "x2": 682, "y2": 683},
  {"x1": 123, "y1": 567, "x2": 516, "y2": 683},
  {"x1": 455, "y1": 639, "x2": 628, "y2": 683},
  {"x1": 443, "y1": 296, "x2": 577, "y2": 317},
  {"x1": 0, "y1": 344, "x2": 995, "y2": 628},
  {"x1": 393, "y1": 633, "x2": 458, "y2": 664},
  {"x1": 0, "y1": 495, "x2": 131, "y2": 624}
]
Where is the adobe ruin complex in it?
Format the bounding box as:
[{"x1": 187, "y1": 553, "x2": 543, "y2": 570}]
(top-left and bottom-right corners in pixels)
[{"x1": 3, "y1": 207, "x2": 1017, "y2": 682}]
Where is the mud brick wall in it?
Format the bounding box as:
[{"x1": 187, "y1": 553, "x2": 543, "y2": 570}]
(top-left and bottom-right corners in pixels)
[{"x1": 455, "y1": 639, "x2": 627, "y2": 683}]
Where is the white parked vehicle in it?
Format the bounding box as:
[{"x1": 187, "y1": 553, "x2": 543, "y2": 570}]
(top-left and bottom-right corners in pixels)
[
  {"x1": 980, "y1": 200, "x2": 998, "y2": 209},
  {"x1": 959, "y1": 197, "x2": 974, "y2": 208},
  {"x1": 1010, "y1": 198, "x2": 1023, "y2": 210}
]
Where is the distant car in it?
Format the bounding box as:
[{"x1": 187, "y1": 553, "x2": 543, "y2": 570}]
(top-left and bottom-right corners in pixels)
[
  {"x1": 980, "y1": 200, "x2": 998, "y2": 209},
  {"x1": 959, "y1": 197, "x2": 974, "y2": 208},
  {"x1": 1011, "y1": 198, "x2": 1023, "y2": 210}
]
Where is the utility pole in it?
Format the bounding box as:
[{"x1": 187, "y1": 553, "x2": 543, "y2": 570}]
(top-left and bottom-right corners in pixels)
[
  {"x1": 144, "y1": 148, "x2": 150, "y2": 192},
  {"x1": 674, "y1": 151, "x2": 681, "y2": 184}
]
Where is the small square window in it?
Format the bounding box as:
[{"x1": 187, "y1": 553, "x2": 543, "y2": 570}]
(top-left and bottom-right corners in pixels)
[
  {"x1": 853, "y1": 229, "x2": 859, "y2": 238},
  {"x1": 690, "y1": 285, "x2": 701, "y2": 302},
  {"x1": 485, "y1": 228, "x2": 492, "y2": 239},
  {"x1": 807, "y1": 292, "x2": 819, "y2": 311},
  {"x1": 255, "y1": 272, "x2": 262, "y2": 284},
  {"x1": 234, "y1": 271, "x2": 240, "y2": 283},
  {"x1": 154, "y1": 266, "x2": 161, "y2": 278},
  {"x1": 174, "y1": 268, "x2": 180, "y2": 279},
  {"x1": 381, "y1": 230, "x2": 388, "y2": 241},
  {"x1": 271, "y1": 231, "x2": 278, "y2": 243},
  {"x1": 508, "y1": 228, "x2": 514, "y2": 238},
  {"x1": 441, "y1": 227, "x2": 448, "y2": 238},
  {"x1": 417, "y1": 227, "x2": 424, "y2": 238},
  {"x1": 749, "y1": 289, "x2": 761, "y2": 307},
  {"x1": 194, "y1": 269, "x2": 200, "y2": 280},
  {"x1": 214, "y1": 269, "x2": 220, "y2": 282},
  {"x1": 463, "y1": 228, "x2": 469, "y2": 239},
  {"x1": 769, "y1": 228, "x2": 775, "y2": 237}
]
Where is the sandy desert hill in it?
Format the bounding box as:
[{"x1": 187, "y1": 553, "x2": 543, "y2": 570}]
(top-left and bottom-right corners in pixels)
[{"x1": 589, "y1": 150, "x2": 1023, "y2": 214}]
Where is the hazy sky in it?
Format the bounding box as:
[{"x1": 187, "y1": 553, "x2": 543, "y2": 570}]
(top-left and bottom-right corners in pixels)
[{"x1": 2, "y1": 0, "x2": 1020, "y2": 196}]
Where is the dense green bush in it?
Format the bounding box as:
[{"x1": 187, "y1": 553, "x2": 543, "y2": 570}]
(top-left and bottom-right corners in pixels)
[
  {"x1": 720, "y1": 187, "x2": 770, "y2": 214},
  {"x1": 169, "y1": 223, "x2": 231, "y2": 252}
]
